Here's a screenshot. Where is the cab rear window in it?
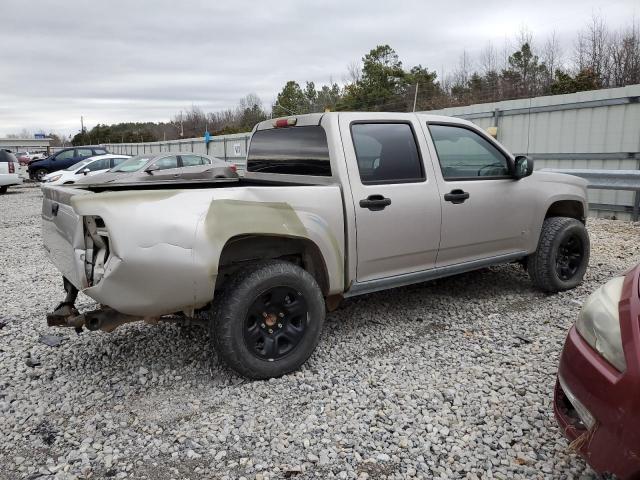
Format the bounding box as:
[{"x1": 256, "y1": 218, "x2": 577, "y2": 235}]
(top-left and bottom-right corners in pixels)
[{"x1": 247, "y1": 126, "x2": 331, "y2": 176}]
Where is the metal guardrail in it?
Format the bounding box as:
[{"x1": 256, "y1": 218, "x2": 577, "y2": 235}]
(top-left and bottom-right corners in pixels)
[{"x1": 542, "y1": 168, "x2": 640, "y2": 220}]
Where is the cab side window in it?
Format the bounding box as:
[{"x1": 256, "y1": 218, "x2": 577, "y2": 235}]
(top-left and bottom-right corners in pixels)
[
  {"x1": 351, "y1": 123, "x2": 424, "y2": 185},
  {"x1": 428, "y1": 124, "x2": 510, "y2": 180}
]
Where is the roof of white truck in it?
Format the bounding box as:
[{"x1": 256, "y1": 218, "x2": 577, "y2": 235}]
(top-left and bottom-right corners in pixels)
[{"x1": 255, "y1": 112, "x2": 472, "y2": 132}]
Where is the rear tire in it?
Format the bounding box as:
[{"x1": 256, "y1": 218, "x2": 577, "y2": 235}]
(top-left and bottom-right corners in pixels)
[
  {"x1": 528, "y1": 217, "x2": 590, "y2": 292},
  {"x1": 0, "y1": 186, "x2": 7, "y2": 194},
  {"x1": 210, "y1": 260, "x2": 325, "y2": 379}
]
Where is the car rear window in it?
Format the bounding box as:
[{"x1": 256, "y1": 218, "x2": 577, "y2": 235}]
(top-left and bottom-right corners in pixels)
[
  {"x1": 247, "y1": 126, "x2": 331, "y2": 176},
  {"x1": 94, "y1": 148, "x2": 108, "y2": 155},
  {"x1": 0, "y1": 151, "x2": 17, "y2": 163}
]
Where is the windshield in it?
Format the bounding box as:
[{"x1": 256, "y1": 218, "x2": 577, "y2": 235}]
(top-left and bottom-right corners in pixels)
[
  {"x1": 65, "y1": 160, "x2": 89, "y2": 172},
  {"x1": 110, "y1": 156, "x2": 151, "y2": 172}
]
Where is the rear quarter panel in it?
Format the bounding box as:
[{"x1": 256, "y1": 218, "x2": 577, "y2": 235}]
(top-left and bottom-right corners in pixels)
[{"x1": 70, "y1": 185, "x2": 345, "y2": 316}]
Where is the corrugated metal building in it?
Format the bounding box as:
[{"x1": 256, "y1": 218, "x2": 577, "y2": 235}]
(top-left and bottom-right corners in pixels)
[
  {"x1": 425, "y1": 85, "x2": 640, "y2": 219},
  {"x1": 104, "y1": 85, "x2": 640, "y2": 218}
]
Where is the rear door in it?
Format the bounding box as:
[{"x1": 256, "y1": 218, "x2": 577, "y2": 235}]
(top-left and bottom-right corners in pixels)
[
  {"x1": 424, "y1": 122, "x2": 532, "y2": 266},
  {"x1": 339, "y1": 113, "x2": 442, "y2": 282},
  {"x1": 179, "y1": 154, "x2": 211, "y2": 179}
]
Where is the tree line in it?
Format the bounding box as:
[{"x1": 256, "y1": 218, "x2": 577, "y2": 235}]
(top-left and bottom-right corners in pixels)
[{"x1": 69, "y1": 15, "x2": 639, "y2": 145}]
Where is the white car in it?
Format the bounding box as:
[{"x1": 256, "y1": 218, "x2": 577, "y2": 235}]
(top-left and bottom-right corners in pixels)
[
  {"x1": 0, "y1": 150, "x2": 22, "y2": 194},
  {"x1": 42, "y1": 154, "x2": 130, "y2": 186}
]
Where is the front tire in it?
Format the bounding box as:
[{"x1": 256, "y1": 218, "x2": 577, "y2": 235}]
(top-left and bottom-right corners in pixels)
[
  {"x1": 34, "y1": 169, "x2": 48, "y2": 182},
  {"x1": 528, "y1": 217, "x2": 590, "y2": 292},
  {"x1": 210, "y1": 260, "x2": 325, "y2": 379}
]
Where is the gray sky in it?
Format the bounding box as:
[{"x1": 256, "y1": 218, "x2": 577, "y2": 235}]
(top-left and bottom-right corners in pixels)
[{"x1": 1, "y1": 0, "x2": 636, "y2": 137}]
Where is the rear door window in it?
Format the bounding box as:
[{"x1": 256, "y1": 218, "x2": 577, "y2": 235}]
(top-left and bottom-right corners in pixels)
[
  {"x1": 76, "y1": 148, "x2": 93, "y2": 159},
  {"x1": 247, "y1": 126, "x2": 331, "y2": 176},
  {"x1": 87, "y1": 158, "x2": 110, "y2": 171},
  {"x1": 56, "y1": 150, "x2": 75, "y2": 161},
  {"x1": 181, "y1": 155, "x2": 205, "y2": 167},
  {"x1": 0, "y1": 151, "x2": 17, "y2": 163},
  {"x1": 93, "y1": 148, "x2": 108, "y2": 155},
  {"x1": 110, "y1": 157, "x2": 128, "y2": 168},
  {"x1": 351, "y1": 123, "x2": 424, "y2": 184}
]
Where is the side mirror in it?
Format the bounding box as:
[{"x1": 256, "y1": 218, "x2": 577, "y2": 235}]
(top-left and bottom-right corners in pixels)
[
  {"x1": 514, "y1": 155, "x2": 534, "y2": 179},
  {"x1": 82, "y1": 168, "x2": 91, "y2": 176},
  {"x1": 145, "y1": 164, "x2": 159, "y2": 174}
]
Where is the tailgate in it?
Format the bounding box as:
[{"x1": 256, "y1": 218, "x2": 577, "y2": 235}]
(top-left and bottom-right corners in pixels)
[{"x1": 41, "y1": 186, "x2": 91, "y2": 289}]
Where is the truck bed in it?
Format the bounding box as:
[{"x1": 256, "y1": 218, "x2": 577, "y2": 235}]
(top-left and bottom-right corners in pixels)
[{"x1": 41, "y1": 181, "x2": 346, "y2": 317}]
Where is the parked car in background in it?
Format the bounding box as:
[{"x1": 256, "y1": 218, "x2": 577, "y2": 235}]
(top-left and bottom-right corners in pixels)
[
  {"x1": 554, "y1": 263, "x2": 640, "y2": 479},
  {"x1": 16, "y1": 151, "x2": 46, "y2": 166},
  {"x1": 42, "y1": 154, "x2": 131, "y2": 186},
  {"x1": 75, "y1": 152, "x2": 237, "y2": 186},
  {"x1": 28, "y1": 146, "x2": 109, "y2": 181},
  {"x1": 0, "y1": 150, "x2": 22, "y2": 194}
]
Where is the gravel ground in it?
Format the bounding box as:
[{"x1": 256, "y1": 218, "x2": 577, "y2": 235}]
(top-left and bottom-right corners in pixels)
[{"x1": 1, "y1": 183, "x2": 639, "y2": 480}]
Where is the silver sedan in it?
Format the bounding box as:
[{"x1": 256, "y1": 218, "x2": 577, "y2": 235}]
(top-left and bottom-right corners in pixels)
[{"x1": 76, "y1": 153, "x2": 238, "y2": 186}]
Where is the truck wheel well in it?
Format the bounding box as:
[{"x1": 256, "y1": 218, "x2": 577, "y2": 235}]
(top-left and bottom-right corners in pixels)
[
  {"x1": 216, "y1": 235, "x2": 330, "y2": 295},
  {"x1": 545, "y1": 200, "x2": 585, "y2": 223}
]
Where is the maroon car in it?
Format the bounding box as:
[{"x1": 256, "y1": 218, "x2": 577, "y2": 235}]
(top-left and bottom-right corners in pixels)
[{"x1": 554, "y1": 263, "x2": 640, "y2": 479}]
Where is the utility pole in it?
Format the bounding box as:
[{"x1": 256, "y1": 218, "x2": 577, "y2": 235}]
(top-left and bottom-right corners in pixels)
[
  {"x1": 80, "y1": 116, "x2": 84, "y2": 133},
  {"x1": 412, "y1": 83, "x2": 419, "y2": 112}
]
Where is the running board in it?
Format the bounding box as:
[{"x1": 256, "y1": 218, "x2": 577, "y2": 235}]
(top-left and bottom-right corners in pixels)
[{"x1": 344, "y1": 252, "x2": 527, "y2": 297}]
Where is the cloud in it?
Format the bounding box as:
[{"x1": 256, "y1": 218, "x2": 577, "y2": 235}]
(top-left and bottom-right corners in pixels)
[{"x1": 0, "y1": 0, "x2": 635, "y2": 135}]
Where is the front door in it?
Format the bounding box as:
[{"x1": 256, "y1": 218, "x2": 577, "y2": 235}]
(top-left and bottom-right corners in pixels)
[
  {"x1": 424, "y1": 122, "x2": 532, "y2": 266},
  {"x1": 339, "y1": 113, "x2": 442, "y2": 283}
]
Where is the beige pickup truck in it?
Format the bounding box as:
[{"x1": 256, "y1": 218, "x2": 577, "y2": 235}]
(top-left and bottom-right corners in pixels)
[{"x1": 42, "y1": 112, "x2": 590, "y2": 378}]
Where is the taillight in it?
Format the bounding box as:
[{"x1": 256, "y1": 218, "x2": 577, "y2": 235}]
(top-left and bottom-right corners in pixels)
[
  {"x1": 229, "y1": 164, "x2": 237, "y2": 173},
  {"x1": 8, "y1": 162, "x2": 14, "y2": 173}
]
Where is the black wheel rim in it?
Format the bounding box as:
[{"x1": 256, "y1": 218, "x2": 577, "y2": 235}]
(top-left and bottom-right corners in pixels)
[
  {"x1": 556, "y1": 234, "x2": 584, "y2": 281},
  {"x1": 244, "y1": 286, "x2": 308, "y2": 361}
]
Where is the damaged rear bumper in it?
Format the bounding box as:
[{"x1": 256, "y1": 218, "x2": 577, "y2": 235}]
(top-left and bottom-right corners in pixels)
[
  {"x1": 42, "y1": 186, "x2": 217, "y2": 317},
  {"x1": 47, "y1": 278, "x2": 206, "y2": 332}
]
